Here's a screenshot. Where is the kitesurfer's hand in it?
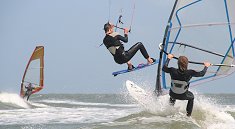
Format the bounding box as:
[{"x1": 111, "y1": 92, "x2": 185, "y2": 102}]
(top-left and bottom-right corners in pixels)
[
  {"x1": 204, "y1": 62, "x2": 211, "y2": 67},
  {"x1": 168, "y1": 54, "x2": 174, "y2": 59},
  {"x1": 124, "y1": 28, "x2": 129, "y2": 35}
]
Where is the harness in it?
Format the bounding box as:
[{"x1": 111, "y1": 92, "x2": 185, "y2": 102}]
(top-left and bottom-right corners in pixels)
[
  {"x1": 170, "y1": 79, "x2": 189, "y2": 94},
  {"x1": 108, "y1": 46, "x2": 120, "y2": 55},
  {"x1": 107, "y1": 32, "x2": 121, "y2": 55}
]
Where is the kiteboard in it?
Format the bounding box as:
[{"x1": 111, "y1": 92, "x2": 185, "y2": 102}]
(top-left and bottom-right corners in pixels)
[{"x1": 112, "y1": 60, "x2": 159, "y2": 76}]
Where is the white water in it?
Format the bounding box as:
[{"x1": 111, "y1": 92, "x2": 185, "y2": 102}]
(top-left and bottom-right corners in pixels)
[
  {"x1": 0, "y1": 89, "x2": 235, "y2": 128},
  {"x1": 127, "y1": 81, "x2": 235, "y2": 129},
  {"x1": 0, "y1": 92, "x2": 138, "y2": 125},
  {"x1": 0, "y1": 92, "x2": 29, "y2": 108},
  {"x1": 40, "y1": 99, "x2": 137, "y2": 107}
]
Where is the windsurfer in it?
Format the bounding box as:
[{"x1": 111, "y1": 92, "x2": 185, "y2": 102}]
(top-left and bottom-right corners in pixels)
[
  {"x1": 24, "y1": 83, "x2": 35, "y2": 101},
  {"x1": 162, "y1": 54, "x2": 211, "y2": 117},
  {"x1": 103, "y1": 22, "x2": 155, "y2": 70}
]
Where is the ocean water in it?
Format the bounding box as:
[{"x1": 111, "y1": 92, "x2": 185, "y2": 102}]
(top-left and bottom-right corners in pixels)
[{"x1": 0, "y1": 90, "x2": 235, "y2": 129}]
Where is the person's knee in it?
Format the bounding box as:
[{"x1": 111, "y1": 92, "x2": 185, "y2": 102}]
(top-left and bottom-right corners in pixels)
[
  {"x1": 136, "y1": 42, "x2": 143, "y2": 46},
  {"x1": 190, "y1": 94, "x2": 194, "y2": 100},
  {"x1": 187, "y1": 91, "x2": 194, "y2": 100},
  {"x1": 189, "y1": 95, "x2": 194, "y2": 101}
]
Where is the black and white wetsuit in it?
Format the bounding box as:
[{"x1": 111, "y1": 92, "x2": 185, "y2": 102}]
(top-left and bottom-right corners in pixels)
[
  {"x1": 162, "y1": 58, "x2": 208, "y2": 116},
  {"x1": 103, "y1": 32, "x2": 150, "y2": 64}
]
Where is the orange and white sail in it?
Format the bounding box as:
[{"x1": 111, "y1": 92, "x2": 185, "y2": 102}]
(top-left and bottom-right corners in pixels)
[{"x1": 20, "y1": 46, "x2": 44, "y2": 97}]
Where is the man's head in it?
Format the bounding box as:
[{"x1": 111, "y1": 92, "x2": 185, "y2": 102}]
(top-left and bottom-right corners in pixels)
[
  {"x1": 178, "y1": 56, "x2": 188, "y2": 71},
  {"x1": 104, "y1": 22, "x2": 114, "y2": 34}
]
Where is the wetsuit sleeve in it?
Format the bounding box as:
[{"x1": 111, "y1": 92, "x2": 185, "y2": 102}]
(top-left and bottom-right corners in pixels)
[
  {"x1": 116, "y1": 34, "x2": 128, "y2": 43},
  {"x1": 162, "y1": 58, "x2": 172, "y2": 73},
  {"x1": 191, "y1": 66, "x2": 208, "y2": 77}
]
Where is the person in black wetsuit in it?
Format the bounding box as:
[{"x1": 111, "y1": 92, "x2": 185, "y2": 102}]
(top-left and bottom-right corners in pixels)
[
  {"x1": 103, "y1": 22, "x2": 155, "y2": 70},
  {"x1": 24, "y1": 83, "x2": 35, "y2": 101},
  {"x1": 163, "y1": 54, "x2": 211, "y2": 117}
]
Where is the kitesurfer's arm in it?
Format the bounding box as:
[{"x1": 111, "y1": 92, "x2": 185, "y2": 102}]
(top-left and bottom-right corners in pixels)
[
  {"x1": 191, "y1": 62, "x2": 210, "y2": 77},
  {"x1": 162, "y1": 54, "x2": 174, "y2": 73},
  {"x1": 116, "y1": 28, "x2": 129, "y2": 43},
  {"x1": 116, "y1": 34, "x2": 128, "y2": 43}
]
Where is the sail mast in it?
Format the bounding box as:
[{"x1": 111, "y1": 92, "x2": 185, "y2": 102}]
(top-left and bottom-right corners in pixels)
[{"x1": 155, "y1": 0, "x2": 179, "y2": 95}]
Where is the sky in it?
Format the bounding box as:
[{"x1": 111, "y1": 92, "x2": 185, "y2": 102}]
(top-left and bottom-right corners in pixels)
[{"x1": 0, "y1": 0, "x2": 234, "y2": 94}]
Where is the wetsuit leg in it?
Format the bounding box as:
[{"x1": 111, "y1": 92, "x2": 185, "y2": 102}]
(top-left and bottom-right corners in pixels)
[
  {"x1": 122, "y1": 42, "x2": 150, "y2": 62},
  {"x1": 26, "y1": 91, "x2": 32, "y2": 101},
  {"x1": 185, "y1": 91, "x2": 194, "y2": 116},
  {"x1": 169, "y1": 90, "x2": 194, "y2": 116},
  {"x1": 24, "y1": 91, "x2": 29, "y2": 98},
  {"x1": 27, "y1": 95, "x2": 30, "y2": 101}
]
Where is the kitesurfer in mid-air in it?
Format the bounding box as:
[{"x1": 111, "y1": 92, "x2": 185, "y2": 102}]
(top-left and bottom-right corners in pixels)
[
  {"x1": 163, "y1": 54, "x2": 211, "y2": 117},
  {"x1": 103, "y1": 22, "x2": 155, "y2": 70}
]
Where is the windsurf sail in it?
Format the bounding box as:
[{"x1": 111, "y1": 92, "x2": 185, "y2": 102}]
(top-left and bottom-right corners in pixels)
[
  {"x1": 20, "y1": 46, "x2": 44, "y2": 97},
  {"x1": 155, "y1": 0, "x2": 235, "y2": 95}
]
